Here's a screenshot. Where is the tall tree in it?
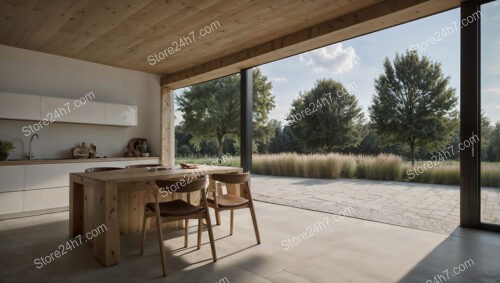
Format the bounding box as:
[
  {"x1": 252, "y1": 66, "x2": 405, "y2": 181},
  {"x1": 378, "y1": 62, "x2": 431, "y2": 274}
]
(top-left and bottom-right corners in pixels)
[
  {"x1": 488, "y1": 122, "x2": 500, "y2": 162},
  {"x1": 369, "y1": 51, "x2": 458, "y2": 166},
  {"x1": 176, "y1": 68, "x2": 275, "y2": 158},
  {"x1": 480, "y1": 112, "x2": 494, "y2": 161},
  {"x1": 286, "y1": 79, "x2": 364, "y2": 152},
  {"x1": 257, "y1": 119, "x2": 281, "y2": 153},
  {"x1": 260, "y1": 121, "x2": 306, "y2": 153}
]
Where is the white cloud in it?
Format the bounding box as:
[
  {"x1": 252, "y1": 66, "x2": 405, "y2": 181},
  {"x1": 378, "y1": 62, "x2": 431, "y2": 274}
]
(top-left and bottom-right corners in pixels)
[
  {"x1": 270, "y1": 77, "x2": 287, "y2": 83},
  {"x1": 485, "y1": 87, "x2": 500, "y2": 95},
  {"x1": 483, "y1": 104, "x2": 500, "y2": 110},
  {"x1": 299, "y1": 43, "x2": 358, "y2": 74}
]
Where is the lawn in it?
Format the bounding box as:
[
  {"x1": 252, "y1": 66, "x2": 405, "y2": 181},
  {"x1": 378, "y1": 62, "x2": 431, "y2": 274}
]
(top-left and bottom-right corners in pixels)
[{"x1": 177, "y1": 154, "x2": 500, "y2": 187}]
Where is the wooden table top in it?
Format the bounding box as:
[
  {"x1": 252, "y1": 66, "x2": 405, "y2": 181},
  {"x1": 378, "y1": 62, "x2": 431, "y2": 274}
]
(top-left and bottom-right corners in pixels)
[{"x1": 70, "y1": 165, "x2": 242, "y2": 183}]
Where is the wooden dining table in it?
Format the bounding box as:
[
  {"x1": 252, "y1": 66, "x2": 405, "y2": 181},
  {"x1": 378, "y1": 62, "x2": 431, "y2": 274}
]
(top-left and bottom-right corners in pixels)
[{"x1": 69, "y1": 165, "x2": 242, "y2": 266}]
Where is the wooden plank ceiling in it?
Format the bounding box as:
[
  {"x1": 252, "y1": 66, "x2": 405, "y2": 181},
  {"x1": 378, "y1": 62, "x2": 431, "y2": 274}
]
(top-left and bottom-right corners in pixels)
[{"x1": 0, "y1": 0, "x2": 459, "y2": 89}]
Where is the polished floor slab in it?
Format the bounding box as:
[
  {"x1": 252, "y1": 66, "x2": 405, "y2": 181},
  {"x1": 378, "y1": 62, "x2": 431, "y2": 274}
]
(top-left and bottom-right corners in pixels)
[{"x1": 0, "y1": 201, "x2": 498, "y2": 282}]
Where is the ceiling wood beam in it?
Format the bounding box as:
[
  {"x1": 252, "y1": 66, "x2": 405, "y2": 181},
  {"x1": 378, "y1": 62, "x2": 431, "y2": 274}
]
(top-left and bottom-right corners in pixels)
[{"x1": 161, "y1": 0, "x2": 458, "y2": 88}]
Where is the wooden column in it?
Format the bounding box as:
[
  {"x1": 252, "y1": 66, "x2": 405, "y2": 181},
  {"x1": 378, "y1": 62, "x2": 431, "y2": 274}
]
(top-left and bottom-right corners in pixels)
[
  {"x1": 160, "y1": 87, "x2": 181, "y2": 229},
  {"x1": 161, "y1": 87, "x2": 175, "y2": 167}
]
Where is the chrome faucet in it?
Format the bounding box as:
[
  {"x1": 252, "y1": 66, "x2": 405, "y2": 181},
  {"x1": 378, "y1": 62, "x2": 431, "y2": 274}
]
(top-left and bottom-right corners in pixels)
[{"x1": 28, "y1": 134, "x2": 39, "y2": 160}]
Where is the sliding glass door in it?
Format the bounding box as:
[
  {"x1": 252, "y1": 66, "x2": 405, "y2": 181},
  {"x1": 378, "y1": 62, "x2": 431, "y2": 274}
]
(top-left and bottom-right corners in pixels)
[{"x1": 480, "y1": 0, "x2": 500, "y2": 226}]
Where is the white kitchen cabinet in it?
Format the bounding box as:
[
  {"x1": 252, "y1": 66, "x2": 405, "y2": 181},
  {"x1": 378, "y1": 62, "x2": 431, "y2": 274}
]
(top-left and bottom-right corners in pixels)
[
  {"x1": 24, "y1": 162, "x2": 125, "y2": 189},
  {"x1": 0, "y1": 166, "x2": 24, "y2": 192},
  {"x1": 0, "y1": 191, "x2": 24, "y2": 214},
  {"x1": 105, "y1": 103, "x2": 137, "y2": 126},
  {"x1": 0, "y1": 158, "x2": 159, "y2": 217},
  {"x1": 25, "y1": 163, "x2": 84, "y2": 190},
  {"x1": 1, "y1": 91, "x2": 136, "y2": 127},
  {"x1": 0, "y1": 92, "x2": 41, "y2": 120},
  {"x1": 24, "y1": 187, "x2": 68, "y2": 211},
  {"x1": 41, "y1": 96, "x2": 105, "y2": 125}
]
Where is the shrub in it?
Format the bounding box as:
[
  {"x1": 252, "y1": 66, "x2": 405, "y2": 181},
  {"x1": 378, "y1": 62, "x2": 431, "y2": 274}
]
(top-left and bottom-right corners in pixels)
[
  {"x1": 182, "y1": 154, "x2": 500, "y2": 187},
  {"x1": 481, "y1": 163, "x2": 500, "y2": 187},
  {"x1": 253, "y1": 153, "x2": 404, "y2": 181}
]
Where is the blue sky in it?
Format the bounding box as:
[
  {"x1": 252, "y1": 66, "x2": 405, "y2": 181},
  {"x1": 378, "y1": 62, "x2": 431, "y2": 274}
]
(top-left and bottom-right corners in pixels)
[
  {"x1": 258, "y1": 3, "x2": 500, "y2": 125},
  {"x1": 176, "y1": 2, "x2": 500, "y2": 125}
]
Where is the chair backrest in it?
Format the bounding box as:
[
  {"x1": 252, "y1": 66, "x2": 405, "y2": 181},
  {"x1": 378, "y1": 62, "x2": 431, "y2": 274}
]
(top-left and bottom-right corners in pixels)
[
  {"x1": 125, "y1": 164, "x2": 163, "y2": 169},
  {"x1": 211, "y1": 172, "x2": 249, "y2": 184},
  {"x1": 85, "y1": 167, "x2": 123, "y2": 173},
  {"x1": 156, "y1": 176, "x2": 207, "y2": 194}
]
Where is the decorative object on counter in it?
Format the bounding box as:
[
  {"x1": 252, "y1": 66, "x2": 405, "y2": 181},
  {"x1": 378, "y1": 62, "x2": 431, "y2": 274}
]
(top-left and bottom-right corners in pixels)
[
  {"x1": 72, "y1": 142, "x2": 90, "y2": 159},
  {"x1": 89, "y1": 143, "x2": 97, "y2": 158},
  {"x1": 0, "y1": 140, "x2": 15, "y2": 161},
  {"x1": 125, "y1": 138, "x2": 147, "y2": 157},
  {"x1": 139, "y1": 140, "x2": 148, "y2": 153}
]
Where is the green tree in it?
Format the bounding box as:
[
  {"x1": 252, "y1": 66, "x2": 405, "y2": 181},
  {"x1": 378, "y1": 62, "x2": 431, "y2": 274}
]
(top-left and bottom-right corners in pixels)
[
  {"x1": 176, "y1": 68, "x2": 275, "y2": 158},
  {"x1": 257, "y1": 119, "x2": 282, "y2": 153},
  {"x1": 340, "y1": 124, "x2": 404, "y2": 156},
  {"x1": 369, "y1": 51, "x2": 458, "y2": 166},
  {"x1": 286, "y1": 79, "x2": 364, "y2": 152},
  {"x1": 480, "y1": 112, "x2": 494, "y2": 161},
  {"x1": 488, "y1": 122, "x2": 500, "y2": 161},
  {"x1": 260, "y1": 121, "x2": 305, "y2": 153}
]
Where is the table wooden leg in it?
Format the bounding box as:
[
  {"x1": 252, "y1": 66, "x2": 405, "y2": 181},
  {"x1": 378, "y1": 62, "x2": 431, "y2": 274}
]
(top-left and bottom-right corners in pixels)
[
  {"x1": 69, "y1": 175, "x2": 84, "y2": 237},
  {"x1": 83, "y1": 179, "x2": 96, "y2": 241},
  {"x1": 93, "y1": 181, "x2": 120, "y2": 266}
]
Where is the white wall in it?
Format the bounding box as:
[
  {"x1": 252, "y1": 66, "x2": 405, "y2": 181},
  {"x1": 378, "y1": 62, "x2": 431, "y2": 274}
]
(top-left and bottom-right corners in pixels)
[{"x1": 0, "y1": 45, "x2": 161, "y2": 159}]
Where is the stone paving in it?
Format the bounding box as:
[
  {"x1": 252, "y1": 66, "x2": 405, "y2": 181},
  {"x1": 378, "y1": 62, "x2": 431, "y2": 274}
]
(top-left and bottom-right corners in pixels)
[{"x1": 250, "y1": 175, "x2": 500, "y2": 234}]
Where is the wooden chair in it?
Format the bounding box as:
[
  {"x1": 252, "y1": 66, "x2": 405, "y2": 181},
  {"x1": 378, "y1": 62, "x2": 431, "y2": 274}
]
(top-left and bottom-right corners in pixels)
[
  {"x1": 207, "y1": 172, "x2": 261, "y2": 244},
  {"x1": 140, "y1": 176, "x2": 217, "y2": 277},
  {"x1": 125, "y1": 164, "x2": 163, "y2": 168},
  {"x1": 84, "y1": 167, "x2": 123, "y2": 173}
]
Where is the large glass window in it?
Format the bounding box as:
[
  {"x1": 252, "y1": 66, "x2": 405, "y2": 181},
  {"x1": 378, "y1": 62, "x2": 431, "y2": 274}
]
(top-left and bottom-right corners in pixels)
[{"x1": 480, "y1": 0, "x2": 500, "y2": 225}]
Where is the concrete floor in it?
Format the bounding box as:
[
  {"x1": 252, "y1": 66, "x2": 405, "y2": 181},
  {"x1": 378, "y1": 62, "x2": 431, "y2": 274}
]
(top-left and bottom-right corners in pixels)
[{"x1": 0, "y1": 202, "x2": 499, "y2": 283}]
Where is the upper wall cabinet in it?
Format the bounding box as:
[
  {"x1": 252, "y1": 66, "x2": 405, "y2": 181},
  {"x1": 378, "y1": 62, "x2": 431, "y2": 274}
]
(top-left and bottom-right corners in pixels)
[
  {"x1": 41, "y1": 97, "x2": 106, "y2": 125},
  {"x1": 105, "y1": 103, "x2": 137, "y2": 126},
  {"x1": 0, "y1": 91, "x2": 137, "y2": 127},
  {"x1": 0, "y1": 92, "x2": 41, "y2": 120}
]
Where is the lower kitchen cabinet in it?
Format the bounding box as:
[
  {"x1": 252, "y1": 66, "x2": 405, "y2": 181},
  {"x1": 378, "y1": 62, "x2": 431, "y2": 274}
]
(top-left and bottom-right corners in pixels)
[
  {"x1": 0, "y1": 191, "x2": 24, "y2": 215},
  {"x1": 23, "y1": 187, "x2": 69, "y2": 211},
  {"x1": 0, "y1": 158, "x2": 159, "y2": 218}
]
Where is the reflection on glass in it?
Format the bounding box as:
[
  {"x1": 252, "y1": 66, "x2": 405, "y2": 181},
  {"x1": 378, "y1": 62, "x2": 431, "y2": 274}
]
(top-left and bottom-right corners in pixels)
[{"x1": 480, "y1": 0, "x2": 500, "y2": 225}]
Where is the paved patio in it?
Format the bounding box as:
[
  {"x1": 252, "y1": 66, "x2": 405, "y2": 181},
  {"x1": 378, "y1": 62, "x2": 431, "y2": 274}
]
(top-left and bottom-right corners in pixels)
[{"x1": 251, "y1": 175, "x2": 500, "y2": 234}]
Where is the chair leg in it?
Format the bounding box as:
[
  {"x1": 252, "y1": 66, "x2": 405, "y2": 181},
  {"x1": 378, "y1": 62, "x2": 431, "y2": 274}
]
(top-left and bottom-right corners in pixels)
[
  {"x1": 249, "y1": 204, "x2": 261, "y2": 244},
  {"x1": 230, "y1": 209, "x2": 234, "y2": 236},
  {"x1": 140, "y1": 213, "x2": 148, "y2": 255},
  {"x1": 184, "y1": 219, "x2": 189, "y2": 248},
  {"x1": 215, "y1": 210, "x2": 221, "y2": 226},
  {"x1": 204, "y1": 212, "x2": 217, "y2": 262},
  {"x1": 197, "y1": 217, "x2": 203, "y2": 250},
  {"x1": 155, "y1": 216, "x2": 167, "y2": 277}
]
